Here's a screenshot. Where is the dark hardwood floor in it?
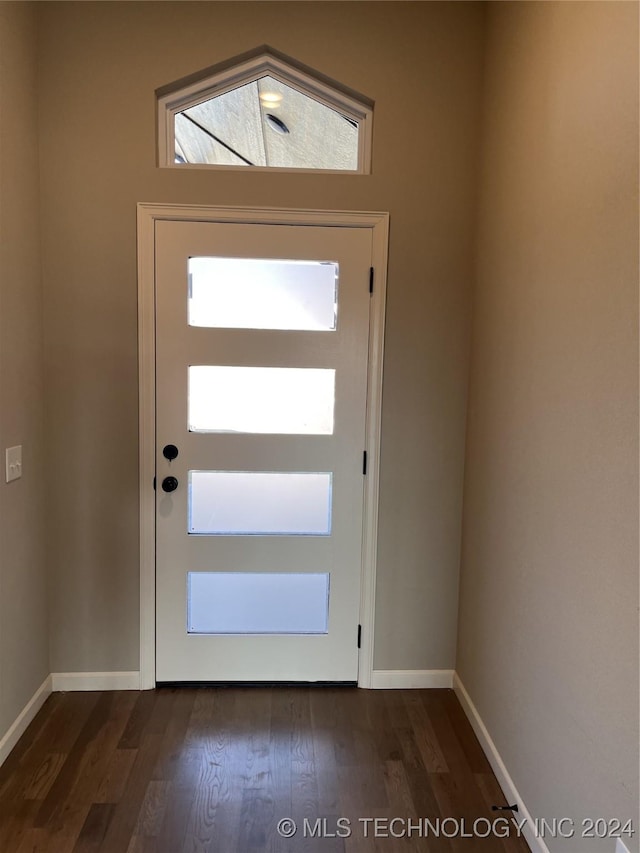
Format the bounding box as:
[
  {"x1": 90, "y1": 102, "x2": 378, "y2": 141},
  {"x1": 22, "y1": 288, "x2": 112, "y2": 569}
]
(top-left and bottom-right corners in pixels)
[{"x1": 0, "y1": 688, "x2": 530, "y2": 852}]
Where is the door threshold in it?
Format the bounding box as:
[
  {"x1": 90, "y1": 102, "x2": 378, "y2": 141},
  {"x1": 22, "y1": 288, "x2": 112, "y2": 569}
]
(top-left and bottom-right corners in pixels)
[{"x1": 155, "y1": 680, "x2": 358, "y2": 689}]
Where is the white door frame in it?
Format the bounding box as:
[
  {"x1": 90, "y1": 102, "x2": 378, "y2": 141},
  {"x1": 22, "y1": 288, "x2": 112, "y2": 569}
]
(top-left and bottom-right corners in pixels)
[{"x1": 137, "y1": 203, "x2": 389, "y2": 689}]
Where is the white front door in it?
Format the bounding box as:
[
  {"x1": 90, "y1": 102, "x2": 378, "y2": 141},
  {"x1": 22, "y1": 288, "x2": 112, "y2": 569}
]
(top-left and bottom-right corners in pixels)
[{"x1": 154, "y1": 219, "x2": 374, "y2": 682}]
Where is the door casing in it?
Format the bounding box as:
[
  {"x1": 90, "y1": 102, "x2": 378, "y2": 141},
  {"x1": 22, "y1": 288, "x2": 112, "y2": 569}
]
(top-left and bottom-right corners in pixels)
[{"x1": 137, "y1": 203, "x2": 389, "y2": 689}]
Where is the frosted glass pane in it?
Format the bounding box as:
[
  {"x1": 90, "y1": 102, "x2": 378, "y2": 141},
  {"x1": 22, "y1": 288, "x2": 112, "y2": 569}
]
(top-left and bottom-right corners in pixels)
[
  {"x1": 188, "y1": 257, "x2": 337, "y2": 330},
  {"x1": 187, "y1": 572, "x2": 329, "y2": 634},
  {"x1": 189, "y1": 471, "x2": 332, "y2": 535},
  {"x1": 189, "y1": 366, "x2": 335, "y2": 434}
]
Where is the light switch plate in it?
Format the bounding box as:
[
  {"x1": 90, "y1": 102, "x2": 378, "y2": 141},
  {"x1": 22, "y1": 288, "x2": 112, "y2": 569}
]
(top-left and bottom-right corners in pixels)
[{"x1": 6, "y1": 445, "x2": 22, "y2": 482}]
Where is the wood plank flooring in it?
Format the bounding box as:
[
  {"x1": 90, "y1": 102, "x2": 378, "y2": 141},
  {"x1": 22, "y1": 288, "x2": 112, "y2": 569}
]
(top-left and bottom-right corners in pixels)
[{"x1": 0, "y1": 688, "x2": 530, "y2": 852}]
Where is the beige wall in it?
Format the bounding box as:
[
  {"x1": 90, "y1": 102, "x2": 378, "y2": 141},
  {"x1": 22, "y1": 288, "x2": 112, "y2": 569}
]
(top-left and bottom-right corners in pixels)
[
  {"x1": 457, "y1": 2, "x2": 639, "y2": 850},
  {"x1": 0, "y1": 2, "x2": 49, "y2": 737},
  {"x1": 37, "y1": 1, "x2": 484, "y2": 673}
]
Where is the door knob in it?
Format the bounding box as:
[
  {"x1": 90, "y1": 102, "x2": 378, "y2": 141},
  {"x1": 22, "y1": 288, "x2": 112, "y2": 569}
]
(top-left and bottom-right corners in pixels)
[
  {"x1": 163, "y1": 444, "x2": 179, "y2": 461},
  {"x1": 162, "y1": 476, "x2": 179, "y2": 493}
]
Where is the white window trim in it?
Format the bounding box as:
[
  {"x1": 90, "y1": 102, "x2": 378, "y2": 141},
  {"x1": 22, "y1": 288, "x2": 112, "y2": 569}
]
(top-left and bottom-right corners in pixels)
[
  {"x1": 137, "y1": 203, "x2": 389, "y2": 688},
  {"x1": 158, "y1": 53, "x2": 373, "y2": 174}
]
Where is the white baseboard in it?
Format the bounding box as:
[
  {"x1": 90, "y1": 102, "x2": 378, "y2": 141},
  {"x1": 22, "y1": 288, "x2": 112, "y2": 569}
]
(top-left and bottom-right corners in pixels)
[
  {"x1": 370, "y1": 669, "x2": 454, "y2": 689},
  {"x1": 51, "y1": 671, "x2": 141, "y2": 691},
  {"x1": 0, "y1": 674, "x2": 52, "y2": 768},
  {"x1": 453, "y1": 673, "x2": 550, "y2": 853}
]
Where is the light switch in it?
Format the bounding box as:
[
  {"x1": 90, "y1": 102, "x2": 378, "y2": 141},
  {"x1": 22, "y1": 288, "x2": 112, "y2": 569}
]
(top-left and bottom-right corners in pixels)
[{"x1": 6, "y1": 445, "x2": 22, "y2": 483}]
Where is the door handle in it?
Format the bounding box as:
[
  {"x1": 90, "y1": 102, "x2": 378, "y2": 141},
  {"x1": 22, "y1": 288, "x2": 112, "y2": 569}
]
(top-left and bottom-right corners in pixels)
[
  {"x1": 163, "y1": 444, "x2": 179, "y2": 460},
  {"x1": 162, "y1": 476, "x2": 179, "y2": 493}
]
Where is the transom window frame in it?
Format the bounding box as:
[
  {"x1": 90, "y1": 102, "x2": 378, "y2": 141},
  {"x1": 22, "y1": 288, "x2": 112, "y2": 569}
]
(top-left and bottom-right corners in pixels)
[{"x1": 157, "y1": 47, "x2": 374, "y2": 174}]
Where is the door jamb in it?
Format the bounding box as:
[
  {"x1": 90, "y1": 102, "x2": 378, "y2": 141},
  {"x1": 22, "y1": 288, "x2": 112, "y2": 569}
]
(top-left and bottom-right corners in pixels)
[{"x1": 137, "y1": 203, "x2": 389, "y2": 689}]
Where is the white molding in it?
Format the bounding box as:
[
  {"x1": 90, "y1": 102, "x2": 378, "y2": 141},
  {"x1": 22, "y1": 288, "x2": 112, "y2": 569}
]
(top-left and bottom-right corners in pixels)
[
  {"x1": 369, "y1": 670, "x2": 454, "y2": 689},
  {"x1": 137, "y1": 202, "x2": 157, "y2": 691},
  {"x1": 0, "y1": 675, "x2": 52, "y2": 768},
  {"x1": 137, "y1": 204, "x2": 388, "y2": 229},
  {"x1": 138, "y1": 204, "x2": 389, "y2": 690},
  {"x1": 51, "y1": 672, "x2": 141, "y2": 692},
  {"x1": 356, "y1": 215, "x2": 388, "y2": 689},
  {"x1": 453, "y1": 673, "x2": 551, "y2": 853}
]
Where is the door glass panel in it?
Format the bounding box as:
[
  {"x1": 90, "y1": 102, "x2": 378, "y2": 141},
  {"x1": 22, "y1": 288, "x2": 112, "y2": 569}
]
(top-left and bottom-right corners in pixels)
[
  {"x1": 187, "y1": 572, "x2": 330, "y2": 634},
  {"x1": 188, "y1": 257, "x2": 338, "y2": 330},
  {"x1": 188, "y1": 471, "x2": 332, "y2": 535},
  {"x1": 189, "y1": 366, "x2": 335, "y2": 434}
]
